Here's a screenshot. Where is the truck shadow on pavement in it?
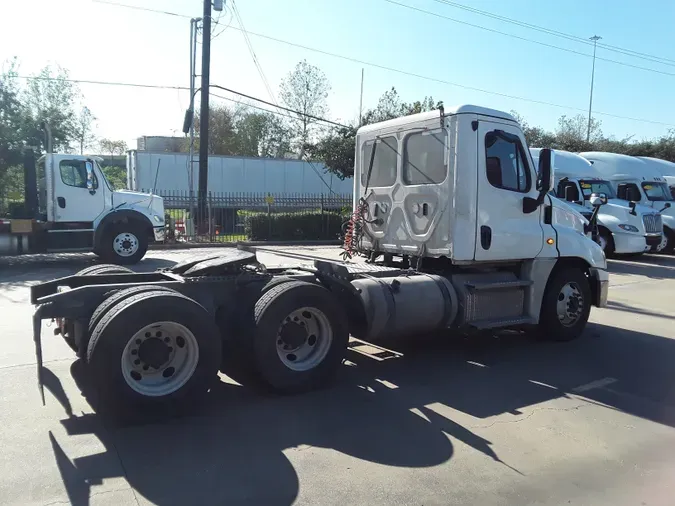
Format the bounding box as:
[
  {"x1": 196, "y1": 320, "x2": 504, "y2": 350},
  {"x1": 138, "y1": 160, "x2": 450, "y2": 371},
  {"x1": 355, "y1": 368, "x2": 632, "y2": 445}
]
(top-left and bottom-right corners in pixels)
[{"x1": 44, "y1": 319, "x2": 675, "y2": 506}]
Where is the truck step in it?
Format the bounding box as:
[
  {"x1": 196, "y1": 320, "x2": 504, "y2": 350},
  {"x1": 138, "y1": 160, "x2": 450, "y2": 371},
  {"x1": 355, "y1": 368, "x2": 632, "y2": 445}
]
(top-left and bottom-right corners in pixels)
[
  {"x1": 465, "y1": 280, "x2": 533, "y2": 291},
  {"x1": 470, "y1": 316, "x2": 537, "y2": 330}
]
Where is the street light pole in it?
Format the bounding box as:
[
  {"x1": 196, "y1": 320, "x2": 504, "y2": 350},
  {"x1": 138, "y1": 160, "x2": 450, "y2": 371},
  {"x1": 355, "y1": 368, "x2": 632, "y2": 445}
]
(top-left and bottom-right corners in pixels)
[{"x1": 587, "y1": 35, "x2": 602, "y2": 143}]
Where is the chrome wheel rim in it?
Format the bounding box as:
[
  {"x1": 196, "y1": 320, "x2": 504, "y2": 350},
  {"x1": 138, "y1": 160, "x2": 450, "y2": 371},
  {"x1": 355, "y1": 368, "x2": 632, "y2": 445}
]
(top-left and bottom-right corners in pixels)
[
  {"x1": 556, "y1": 282, "x2": 584, "y2": 327},
  {"x1": 121, "y1": 321, "x2": 199, "y2": 397},
  {"x1": 276, "y1": 307, "x2": 333, "y2": 371},
  {"x1": 656, "y1": 234, "x2": 668, "y2": 253},
  {"x1": 113, "y1": 232, "x2": 139, "y2": 257},
  {"x1": 597, "y1": 234, "x2": 607, "y2": 251}
]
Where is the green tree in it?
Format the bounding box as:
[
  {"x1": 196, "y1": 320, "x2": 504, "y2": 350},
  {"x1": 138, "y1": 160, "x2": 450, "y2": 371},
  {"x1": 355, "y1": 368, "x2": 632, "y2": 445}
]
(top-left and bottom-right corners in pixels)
[
  {"x1": 99, "y1": 138, "x2": 128, "y2": 163},
  {"x1": 0, "y1": 59, "x2": 25, "y2": 182},
  {"x1": 72, "y1": 106, "x2": 97, "y2": 155},
  {"x1": 101, "y1": 165, "x2": 126, "y2": 190},
  {"x1": 21, "y1": 65, "x2": 81, "y2": 153},
  {"x1": 279, "y1": 60, "x2": 331, "y2": 155}
]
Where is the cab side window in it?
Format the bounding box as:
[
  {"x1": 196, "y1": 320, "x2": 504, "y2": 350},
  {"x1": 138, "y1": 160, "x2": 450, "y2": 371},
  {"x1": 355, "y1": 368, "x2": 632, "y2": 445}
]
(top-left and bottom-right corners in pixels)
[
  {"x1": 59, "y1": 160, "x2": 98, "y2": 189},
  {"x1": 485, "y1": 131, "x2": 530, "y2": 192}
]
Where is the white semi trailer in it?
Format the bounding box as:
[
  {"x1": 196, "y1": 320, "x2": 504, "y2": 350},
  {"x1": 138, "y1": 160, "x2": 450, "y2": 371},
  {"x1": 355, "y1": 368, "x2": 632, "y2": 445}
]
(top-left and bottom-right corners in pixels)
[
  {"x1": 530, "y1": 148, "x2": 661, "y2": 255},
  {"x1": 580, "y1": 152, "x2": 675, "y2": 253},
  {"x1": 32, "y1": 105, "x2": 609, "y2": 419}
]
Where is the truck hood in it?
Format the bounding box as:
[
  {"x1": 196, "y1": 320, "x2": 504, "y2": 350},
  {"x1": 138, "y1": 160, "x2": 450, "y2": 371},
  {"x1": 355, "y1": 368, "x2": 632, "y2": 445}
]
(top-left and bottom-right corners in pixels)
[
  {"x1": 111, "y1": 190, "x2": 164, "y2": 219},
  {"x1": 550, "y1": 197, "x2": 588, "y2": 234}
]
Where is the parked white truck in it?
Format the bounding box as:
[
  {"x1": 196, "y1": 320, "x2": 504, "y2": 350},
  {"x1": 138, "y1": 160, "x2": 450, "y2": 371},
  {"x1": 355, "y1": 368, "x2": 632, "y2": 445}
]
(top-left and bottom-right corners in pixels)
[
  {"x1": 579, "y1": 152, "x2": 675, "y2": 253},
  {"x1": 31, "y1": 105, "x2": 609, "y2": 418},
  {"x1": 636, "y1": 156, "x2": 675, "y2": 200},
  {"x1": 1, "y1": 152, "x2": 164, "y2": 264},
  {"x1": 530, "y1": 148, "x2": 661, "y2": 255}
]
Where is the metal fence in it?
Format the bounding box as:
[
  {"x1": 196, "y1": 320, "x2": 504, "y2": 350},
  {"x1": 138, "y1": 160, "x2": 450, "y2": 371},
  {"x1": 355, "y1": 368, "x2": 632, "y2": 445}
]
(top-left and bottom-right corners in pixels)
[{"x1": 155, "y1": 190, "x2": 353, "y2": 244}]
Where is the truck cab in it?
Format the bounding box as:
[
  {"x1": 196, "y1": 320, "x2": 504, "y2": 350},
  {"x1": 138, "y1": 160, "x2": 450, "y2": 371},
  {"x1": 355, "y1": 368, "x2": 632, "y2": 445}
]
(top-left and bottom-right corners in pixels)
[
  {"x1": 350, "y1": 106, "x2": 608, "y2": 341},
  {"x1": 636, "y1": 157, "x2": 675, "y2": 201},
  {"x1": 1, "y1": 153, "x2": 164, "y2": 263},
  {"x1": 579, "y1": 152, "x2": 675, "y2": 253},
  {"x1": 530, "y1": 148, "x2": 661, "y2": 255}
]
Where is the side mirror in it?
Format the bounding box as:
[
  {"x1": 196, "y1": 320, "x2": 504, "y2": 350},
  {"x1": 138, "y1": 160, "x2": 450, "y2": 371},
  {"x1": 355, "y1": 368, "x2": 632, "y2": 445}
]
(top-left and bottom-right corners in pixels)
[
  {"x1": 628, "y1": 201, "x2": 637, "y2": 216},
  {"x1": 589, "y1": 192, "x2": 608, "y2": 207},
  {"x1": 660, "y1": 202, "x2": 671, "y2": 212},
  {"x1": 536, "y1": 148, "x2": 554, "y2": 193},
  {"x1": 85, "y1": 161, "x2": 96, "y2": 194},
  {"x1": 563, "y1": 185, "x2": 575, "y2": 202}
]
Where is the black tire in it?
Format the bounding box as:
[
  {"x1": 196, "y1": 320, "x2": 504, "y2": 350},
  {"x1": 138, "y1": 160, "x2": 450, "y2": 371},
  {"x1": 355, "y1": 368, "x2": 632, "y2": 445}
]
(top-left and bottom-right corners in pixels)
[
  {"x1": 99, "y1": 222, "x2": 149, "y2": 265},
  {"x1": 76, "y1": 264, "x2": 134, "y2": 276},
  {"x1": 539, "y1": 267, "x2": 592, "y2": 342},
  {"x1": 84, "y1": 285, "x2": 177, "y2": 355},
  {"x1": 252, "y1": 280, "x2": 348, "y2": 393},
  {"x1": 658, "y1": 227, "x2": 675, "y2": 254},
  {"x1": 61, "y1": 264, "x2": 134, "y2": 352},
  {"x1": 86, "y1": 290, "x2": 221, "y2": 417},
  {"x1": 597, "y1": 228, "x2": 615, "y2": 257}
]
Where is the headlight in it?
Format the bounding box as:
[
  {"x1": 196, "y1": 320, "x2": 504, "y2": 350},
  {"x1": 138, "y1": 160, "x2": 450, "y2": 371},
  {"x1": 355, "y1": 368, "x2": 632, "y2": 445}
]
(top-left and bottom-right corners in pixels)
[
  {"x1": 618, "y1": 224, "x2": 639, "y2": 232},
  {"x1": 153, "y1": 215, "x2": 164, "y2": 223}
]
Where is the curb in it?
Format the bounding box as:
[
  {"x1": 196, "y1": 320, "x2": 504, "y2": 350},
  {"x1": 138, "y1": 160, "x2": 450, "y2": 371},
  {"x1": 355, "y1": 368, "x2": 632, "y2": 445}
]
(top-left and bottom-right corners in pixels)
[{"x1": 149, "y1": 240, "x2": 341, "y2": 251}]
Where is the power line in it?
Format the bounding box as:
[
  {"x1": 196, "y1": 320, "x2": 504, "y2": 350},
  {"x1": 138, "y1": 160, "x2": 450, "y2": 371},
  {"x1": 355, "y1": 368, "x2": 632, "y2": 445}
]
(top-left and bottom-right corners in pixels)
[
  {"x1": 386, "y1": 0, "x2": 675, "y2": 76},
  {"x1": 40, "y1": 3, "x2": 675, "y2": 127},
  {"x1": 429, "y1": 0, "x2": 675, "y2": 67},
  {"x1": 210, "y1": 84, "x2": 349, "y2": 128},
  {"x1": 92, "y1": 0, "x2": 191, "y2": 18},
  {"x1": 13, "y1": 75, "x2": 348, "y2": 128},
  {"x1": 230, "y1": 0, "x2": 278, "y2": 106}
]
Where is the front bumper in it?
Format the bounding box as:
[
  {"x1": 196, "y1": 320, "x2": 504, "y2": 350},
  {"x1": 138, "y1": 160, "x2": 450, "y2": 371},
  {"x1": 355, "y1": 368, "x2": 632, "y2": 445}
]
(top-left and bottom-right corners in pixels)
[
  {"x1": 588, "y1": 267, "x2": 609, "y2": 308},
  {"x1": 612, "y1": 232, "x2": 649, "y2": 254},
  {"x1": 645, "y1": 234, "x2": 662, "y2": 248},
  {"x1": 153, "y1": 226, "x2": 165, "y2": 242}
]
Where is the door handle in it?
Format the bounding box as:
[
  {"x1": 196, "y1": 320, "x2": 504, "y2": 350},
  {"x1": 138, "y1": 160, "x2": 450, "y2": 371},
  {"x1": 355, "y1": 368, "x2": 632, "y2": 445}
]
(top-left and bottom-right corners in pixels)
[
  {"x1": 57, "y1": 197, "x2": 66, "y2": 209},
  {"x1": 480, "y1": 226, "x2": 492, "y2": 250}
]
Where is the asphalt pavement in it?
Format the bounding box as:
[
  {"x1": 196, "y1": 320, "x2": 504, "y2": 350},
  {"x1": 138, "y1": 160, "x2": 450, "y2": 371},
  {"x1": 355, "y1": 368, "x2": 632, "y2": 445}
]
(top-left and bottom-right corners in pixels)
[{"x1": 1, "y1": 247, "x2": 675, "y2": 505}]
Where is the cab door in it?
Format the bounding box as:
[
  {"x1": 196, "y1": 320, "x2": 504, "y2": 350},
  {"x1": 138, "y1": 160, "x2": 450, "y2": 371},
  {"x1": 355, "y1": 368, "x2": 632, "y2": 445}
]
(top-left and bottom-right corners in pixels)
[
  {"x1": 52, "y1": 157, "x2": 106, "y2": 223},
  {"x1": 474, "y1": 121, "x2": 544, "y2": 261}
]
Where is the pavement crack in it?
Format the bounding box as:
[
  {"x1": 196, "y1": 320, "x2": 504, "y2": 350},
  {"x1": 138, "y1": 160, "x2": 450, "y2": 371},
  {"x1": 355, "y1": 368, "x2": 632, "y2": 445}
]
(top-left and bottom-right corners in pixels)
[
  {"x1": 41, "y1": 486, "x2": 135, "y2": 506},
  {"x1": 469, "y1": 402, "x2": 595, "y2": 429}
]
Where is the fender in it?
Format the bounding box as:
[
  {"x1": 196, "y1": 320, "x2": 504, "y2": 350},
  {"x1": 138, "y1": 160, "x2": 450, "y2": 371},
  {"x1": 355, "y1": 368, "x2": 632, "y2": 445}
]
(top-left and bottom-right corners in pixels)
[{"x1": 94, "y1": 209, "x2": 154, "y2": 249}]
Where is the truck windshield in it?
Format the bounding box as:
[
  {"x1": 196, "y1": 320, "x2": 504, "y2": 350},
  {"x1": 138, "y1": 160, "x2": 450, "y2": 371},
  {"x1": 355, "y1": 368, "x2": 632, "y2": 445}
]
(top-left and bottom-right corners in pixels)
[
  {"x1": 641, "y1": 182, "x2": 672, "y2": 201},
  {"x1": 578, "y1": 180, "x2": 616, "y2": 199},
  {"x1": 97, "y1": 162, "x2": 115, "y2": 191}
]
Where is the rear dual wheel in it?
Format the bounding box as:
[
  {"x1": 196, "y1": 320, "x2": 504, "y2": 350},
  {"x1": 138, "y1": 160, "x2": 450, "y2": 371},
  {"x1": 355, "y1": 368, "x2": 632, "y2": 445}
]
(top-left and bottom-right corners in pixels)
[{"x1": 86, "y1": 288, "x2": 221, "y2": 418}]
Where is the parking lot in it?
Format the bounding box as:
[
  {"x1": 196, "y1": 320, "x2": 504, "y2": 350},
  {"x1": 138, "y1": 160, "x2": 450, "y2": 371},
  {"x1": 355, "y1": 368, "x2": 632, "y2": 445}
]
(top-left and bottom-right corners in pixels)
[{"x1": 1, "y1": 247, "x2": 675, "y2": 505}]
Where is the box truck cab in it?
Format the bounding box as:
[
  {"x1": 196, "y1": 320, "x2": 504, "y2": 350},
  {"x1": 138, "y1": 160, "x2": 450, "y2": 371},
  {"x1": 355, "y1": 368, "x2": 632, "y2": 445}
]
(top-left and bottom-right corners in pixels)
[
  {"x1": 350, "y1": 105, "x2": 608, "y2": 341},
  {"x1": 579, "y1": 152, "x2": 675, "y2": 253},
  {"x1": 0, "y1": 153, "x2": 165, "y2": 263},
  {"x1": 636, "y1": 157, "x2": 675, "y2": 200},
  {"x1": 530, "y1": 148, "x2": 661, "y2": 255}
]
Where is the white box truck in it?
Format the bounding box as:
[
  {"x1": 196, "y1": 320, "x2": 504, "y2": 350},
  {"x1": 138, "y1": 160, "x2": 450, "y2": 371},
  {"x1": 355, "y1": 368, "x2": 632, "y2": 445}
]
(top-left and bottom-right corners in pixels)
[
  {"x1": 530, "y1": 148, "x2": 661, "y2": 255},
  {"x1": 31, "y1": 105, "x2": 609, "y2": 419},
  {"x1": 1, "y1": 153, "x2": 164, "y2": 264},
  {"x1": 579, "y1": 152, "x2": 674, "y2": 253}
]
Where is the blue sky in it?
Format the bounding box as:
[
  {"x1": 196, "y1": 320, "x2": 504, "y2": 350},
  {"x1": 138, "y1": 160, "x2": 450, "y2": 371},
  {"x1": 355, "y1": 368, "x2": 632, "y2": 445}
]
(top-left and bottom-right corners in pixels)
[{"x1": 1, "y1": 0, "x2": 674, "y2": 148}]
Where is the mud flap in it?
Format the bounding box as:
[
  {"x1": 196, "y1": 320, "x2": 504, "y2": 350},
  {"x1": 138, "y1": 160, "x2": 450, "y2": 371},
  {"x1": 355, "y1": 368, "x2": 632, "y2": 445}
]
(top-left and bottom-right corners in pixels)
[{"x1": 33, "y1": 306, "x2": 45, "y2": 405}]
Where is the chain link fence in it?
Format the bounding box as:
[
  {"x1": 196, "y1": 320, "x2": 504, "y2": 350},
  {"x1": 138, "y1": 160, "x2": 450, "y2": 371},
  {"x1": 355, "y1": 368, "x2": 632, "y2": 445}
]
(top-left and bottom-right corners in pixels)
[{"x1": 155, "y1": 190, "x2": 353, "y2": 244}]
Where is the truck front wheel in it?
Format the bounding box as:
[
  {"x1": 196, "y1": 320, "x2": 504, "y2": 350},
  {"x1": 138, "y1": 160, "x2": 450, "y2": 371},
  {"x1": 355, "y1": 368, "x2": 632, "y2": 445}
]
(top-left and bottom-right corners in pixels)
[
  {"x1": 539, "y1": 267, "x2": 592, "y2": 342},
  {"x1": 100, "y1": 223, "x2": 149, "y2": 265},
  {"x1": 86, "y1": 290, "x2": 221, "y2": 417}
]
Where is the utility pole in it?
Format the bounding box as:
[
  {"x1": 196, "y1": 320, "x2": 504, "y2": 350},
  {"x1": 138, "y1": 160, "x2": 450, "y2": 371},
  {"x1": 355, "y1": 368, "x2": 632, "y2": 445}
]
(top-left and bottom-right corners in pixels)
[
  {"x1": 587, "y1": 35, "x2": 602, "y2": 143},
  {"x1": 358, "y1": 68, "x2": 364, "y2": 126},
  {"x1": 184, "y1": 17, "x2": 201, "y2": 236},
  {"x1": 197, "y1": 0, "x2": 213, "y2": 233}
]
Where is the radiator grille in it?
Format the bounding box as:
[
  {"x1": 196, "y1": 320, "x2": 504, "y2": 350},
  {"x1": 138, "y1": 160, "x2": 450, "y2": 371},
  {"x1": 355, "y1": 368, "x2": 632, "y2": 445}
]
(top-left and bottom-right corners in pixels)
[{"x1": 642, "y1": 213, "x2": 662, "y2": 234}]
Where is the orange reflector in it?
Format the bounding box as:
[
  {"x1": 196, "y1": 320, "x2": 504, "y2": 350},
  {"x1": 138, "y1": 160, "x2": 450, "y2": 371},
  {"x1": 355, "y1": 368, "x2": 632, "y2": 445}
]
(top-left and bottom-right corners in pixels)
[{"x1": 546, "y1": 238, "x2": 555, "y2": 245}]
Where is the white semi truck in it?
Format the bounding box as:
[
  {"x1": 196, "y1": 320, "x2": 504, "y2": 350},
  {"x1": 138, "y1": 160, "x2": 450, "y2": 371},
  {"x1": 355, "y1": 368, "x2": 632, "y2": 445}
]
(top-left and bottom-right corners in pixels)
[
  {"x1": 530, "y1": 148, "x2": 661, "y2": 255},
  {"x1": 1, "y1": 152, "x2": 165, "y2": 264},
  {"x1": 579, "y1": 152, "x2": 675, "y2": 253},
  {"x1": 636, "y1": 156, "x2": 675, "y2": 200},
  {"x1": 31, "y1": 105, "x2": 609, "y2": 419}
]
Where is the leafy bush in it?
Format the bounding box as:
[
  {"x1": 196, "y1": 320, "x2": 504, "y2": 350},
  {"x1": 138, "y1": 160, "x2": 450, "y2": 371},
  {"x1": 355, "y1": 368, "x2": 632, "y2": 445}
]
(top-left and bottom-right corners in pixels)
[{"x1": 245, "y1": 210, "x2": 347, "y2": 241}]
